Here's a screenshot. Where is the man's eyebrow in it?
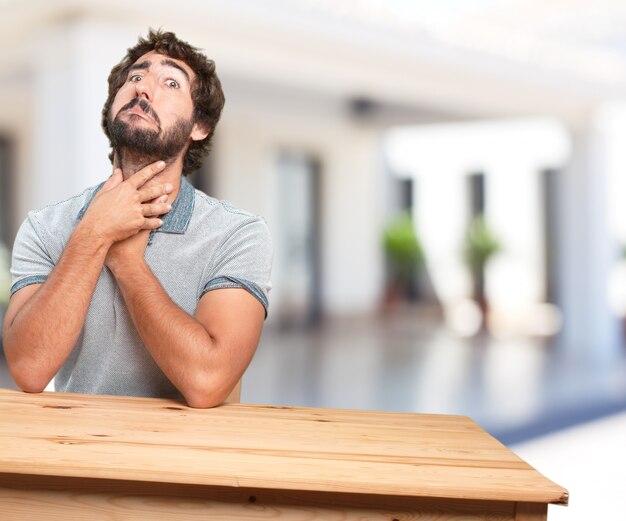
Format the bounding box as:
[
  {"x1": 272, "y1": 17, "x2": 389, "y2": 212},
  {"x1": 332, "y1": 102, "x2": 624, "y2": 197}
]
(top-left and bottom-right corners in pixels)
[
  {"x1": 161, "y1": 59, "x2": 191, "y2": 83},
  {"x1": 129, "y1": 60, "x2": 151, "y2": 73}
]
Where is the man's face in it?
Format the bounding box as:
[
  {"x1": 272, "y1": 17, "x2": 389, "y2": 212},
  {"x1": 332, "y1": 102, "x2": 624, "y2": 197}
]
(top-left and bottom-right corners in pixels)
[{"x1": 108, "y1": 51, "x2": 206, "y2": 160}]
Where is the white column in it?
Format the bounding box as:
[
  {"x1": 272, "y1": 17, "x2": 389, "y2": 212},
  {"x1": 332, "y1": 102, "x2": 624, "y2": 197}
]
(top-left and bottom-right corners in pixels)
[
  {"x1": 486, "y1": 160, "x2": 544, "y2": 313},
  {"x1": 320, "y1": 129, "x2": 386, "y2": 315},
  {"x1": 556, "y1": 116, "x2": 621, "y2": 363},
  {"x1": 416, "y1": 165, "x2": 470, "y2": 304},
  {"x1": 30, "y1": 19, "x2": 130, "y2": 210}
]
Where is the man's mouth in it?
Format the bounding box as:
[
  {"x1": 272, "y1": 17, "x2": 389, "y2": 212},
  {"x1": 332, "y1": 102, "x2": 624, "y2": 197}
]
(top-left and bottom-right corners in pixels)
[
  {"x1": 119, "y1": 99, "x2": 160, "y2": 129},
  {"x1": 126, "y1": 107, "x2": 155, "y2": 124}
]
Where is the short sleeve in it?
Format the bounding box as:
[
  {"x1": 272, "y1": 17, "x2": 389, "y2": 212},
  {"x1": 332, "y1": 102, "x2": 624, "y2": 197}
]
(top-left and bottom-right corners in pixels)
[
  {"x1": 202, "y1": 217, "x2": 273, "y2": 317},
  {"x1": 10, "y1": 214, "x2": 55, "y2": 295}
]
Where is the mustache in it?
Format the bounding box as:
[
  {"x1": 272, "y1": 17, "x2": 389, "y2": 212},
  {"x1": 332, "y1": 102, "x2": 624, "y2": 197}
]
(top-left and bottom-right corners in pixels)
[{"x1": 119, "y1": 98, "x2": 161, "y2": 128}]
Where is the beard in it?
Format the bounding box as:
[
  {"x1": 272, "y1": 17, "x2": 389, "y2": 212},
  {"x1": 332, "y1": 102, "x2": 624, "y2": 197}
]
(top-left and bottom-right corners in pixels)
[{"x1": 108, "y1": 98, "x2": 194, "y2": 161}]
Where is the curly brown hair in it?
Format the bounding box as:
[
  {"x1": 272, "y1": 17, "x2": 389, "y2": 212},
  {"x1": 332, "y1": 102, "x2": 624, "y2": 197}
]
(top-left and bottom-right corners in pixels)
[{"x1": 101, "y1": 29, "x2": 225, "y2": 175}]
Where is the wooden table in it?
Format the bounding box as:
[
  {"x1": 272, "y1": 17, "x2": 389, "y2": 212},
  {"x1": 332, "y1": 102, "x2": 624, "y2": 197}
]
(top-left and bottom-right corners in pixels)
[{"x1": 0, "y1": 388, "x2": 567, "y2": 520}]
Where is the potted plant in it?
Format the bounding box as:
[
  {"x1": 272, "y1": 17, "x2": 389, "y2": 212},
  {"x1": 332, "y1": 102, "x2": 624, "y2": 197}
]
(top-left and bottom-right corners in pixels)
[
  {"x1": 463, "y1": 215, "x2": 501, "y2": 316},
  {"x1": 382, "y1": 213, "x2": 424, "y2": 308}
]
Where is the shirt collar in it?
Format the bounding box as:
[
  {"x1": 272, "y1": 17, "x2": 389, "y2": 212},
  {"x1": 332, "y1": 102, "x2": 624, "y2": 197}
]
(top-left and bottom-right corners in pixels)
[{"x1": 77, "y1": 176, "x2": 195, "y2": 235}]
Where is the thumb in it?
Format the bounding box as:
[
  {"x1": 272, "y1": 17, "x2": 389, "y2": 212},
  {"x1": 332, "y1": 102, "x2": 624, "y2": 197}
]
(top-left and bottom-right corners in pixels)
[{"x1": 102, "y1": 168, "x2": 123, "y2": 191}]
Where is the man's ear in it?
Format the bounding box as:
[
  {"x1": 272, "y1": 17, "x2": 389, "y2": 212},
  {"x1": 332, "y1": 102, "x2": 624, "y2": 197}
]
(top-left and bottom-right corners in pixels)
[{"x1": 191, "y1": 122, "x2": 210, "y2": 142}]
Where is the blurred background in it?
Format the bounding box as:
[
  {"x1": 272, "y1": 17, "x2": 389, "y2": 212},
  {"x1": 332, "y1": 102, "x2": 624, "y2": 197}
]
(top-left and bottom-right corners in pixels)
[{"x1": 1, "y1": 0, "x2": 626, "y2": 518}]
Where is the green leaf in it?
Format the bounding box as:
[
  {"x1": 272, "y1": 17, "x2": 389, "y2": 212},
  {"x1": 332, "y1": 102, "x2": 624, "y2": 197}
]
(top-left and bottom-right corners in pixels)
[{"x1": 463, "y1": 216, "x2": 501, "y2": 270}]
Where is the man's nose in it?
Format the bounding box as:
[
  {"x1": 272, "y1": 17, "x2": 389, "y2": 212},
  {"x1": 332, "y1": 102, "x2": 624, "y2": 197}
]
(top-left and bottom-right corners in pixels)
[{"x1": 135, "y1": 80, "x2": 152, "y2": 101}]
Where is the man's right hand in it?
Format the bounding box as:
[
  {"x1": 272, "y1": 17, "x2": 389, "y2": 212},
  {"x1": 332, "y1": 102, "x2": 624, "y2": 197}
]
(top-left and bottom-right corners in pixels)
[{"x1": 80, "y1": 161, "x2": 174, "y2": 245}]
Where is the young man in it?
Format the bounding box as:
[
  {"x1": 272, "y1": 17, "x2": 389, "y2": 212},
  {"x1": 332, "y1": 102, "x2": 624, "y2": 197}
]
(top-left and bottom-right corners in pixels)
[{"x1": 2, "y1": 30, "x2": 272, "y2": 408}]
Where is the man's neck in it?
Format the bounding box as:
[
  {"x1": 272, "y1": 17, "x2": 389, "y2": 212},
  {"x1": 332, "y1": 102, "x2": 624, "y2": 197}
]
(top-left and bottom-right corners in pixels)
[{"x1": 114, "y1": 149, "x2": 184, "y2": 203}]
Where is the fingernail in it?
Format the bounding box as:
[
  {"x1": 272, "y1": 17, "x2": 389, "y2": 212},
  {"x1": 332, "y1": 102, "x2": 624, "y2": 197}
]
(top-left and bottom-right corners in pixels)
[
  {"x1": 166, "y1": 204, "x2": 172, "y2": 210},
  {"x1": 157, "y1": 161, "x2": 166, "y2": 169},
  {"x1": 165, "y1": 183, "x2": 173, "y2": 192}
]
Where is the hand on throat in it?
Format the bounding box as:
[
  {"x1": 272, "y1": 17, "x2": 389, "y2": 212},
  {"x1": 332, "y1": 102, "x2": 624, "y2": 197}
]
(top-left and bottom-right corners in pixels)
[{"x1": 114, "y1": 148, "x2": 183, "y2": 202}]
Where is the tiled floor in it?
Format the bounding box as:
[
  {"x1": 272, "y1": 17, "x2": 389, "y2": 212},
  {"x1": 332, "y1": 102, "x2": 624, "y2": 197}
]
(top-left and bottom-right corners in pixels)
[{"x1": 242, "y1": 307, "x2": 626, "y2": 444}]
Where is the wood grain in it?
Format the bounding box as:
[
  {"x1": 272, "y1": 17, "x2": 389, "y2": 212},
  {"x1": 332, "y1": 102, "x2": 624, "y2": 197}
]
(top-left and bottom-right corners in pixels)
[
  {"x1": 515, "y1": 502, "x2": 548, "y2": 521},
  {"x1": 0, "y1": 389, "x2": 568, "y2": 511},
  {"x1": 0, "y1": 473, "x2": 518, "y2": 520}
]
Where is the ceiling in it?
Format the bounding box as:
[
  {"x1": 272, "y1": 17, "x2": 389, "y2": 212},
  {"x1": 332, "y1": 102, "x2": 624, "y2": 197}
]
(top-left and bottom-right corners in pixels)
[
  {"x1": 296, "y1": 0, "x2": 626, "y2": 88},
  {"x1": 1, "y1": 0, "x2": 625, "y2": 124}
]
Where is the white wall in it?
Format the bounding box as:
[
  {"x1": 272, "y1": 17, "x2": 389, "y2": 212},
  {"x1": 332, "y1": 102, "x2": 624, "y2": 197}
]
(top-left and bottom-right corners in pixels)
[{"x1": 214, "y1": 84, "x2": 386, "y2": 317}]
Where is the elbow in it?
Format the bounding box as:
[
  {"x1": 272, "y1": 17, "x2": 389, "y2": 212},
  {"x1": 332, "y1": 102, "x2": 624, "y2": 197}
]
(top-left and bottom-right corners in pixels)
[
  {"x1": 6, "y1": 354, "x2": 51, "y2": 394},
  {"x1": 185, "y1": 395, "x2": 222, "y2": 409},
  {"x1": 12, "y1": 368, "x2": 50, "y2": 394},
  {"x1": 183, "y1": 378, "x2": 232, "y2": 409},
  {"x1": 19, "y1": 384, "x2": 47, "y2": 394},
  {"x1": 12, "y1": 373, "x2": 49, "y2": 394},
  {"x1": 184, "y1": 387, "x2": 225, "y2": 408}
]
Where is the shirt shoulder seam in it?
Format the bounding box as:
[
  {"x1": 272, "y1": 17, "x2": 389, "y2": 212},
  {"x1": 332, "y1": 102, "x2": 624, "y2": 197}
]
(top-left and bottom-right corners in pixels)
[
  {"x1": 30, "y1": 185, "x2": 98, "y2": 217},
  {"x1": 194, "y1": 189, "x2": 261, "y2": 219}
]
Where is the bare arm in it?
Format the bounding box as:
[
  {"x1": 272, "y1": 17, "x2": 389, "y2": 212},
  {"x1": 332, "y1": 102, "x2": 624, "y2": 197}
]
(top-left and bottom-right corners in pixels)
[
  {"x1": 107, "y1": 251, "x2": 265, "y2": 408},
  {"x1": 3, "y1": 226, "x2": 110, "y2": 392},
  {"x1": 2, "y1": 163, "x2": 172, "y2": 392}
]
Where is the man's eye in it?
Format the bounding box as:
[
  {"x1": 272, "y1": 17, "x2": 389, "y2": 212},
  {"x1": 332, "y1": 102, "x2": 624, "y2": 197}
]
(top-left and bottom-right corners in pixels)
[
  {"x1": 129, "y1": 74, "x2": 142, "y2": 82},
  {"x1": 166, "y1": 79, "x2": 180, "y2": 89}
]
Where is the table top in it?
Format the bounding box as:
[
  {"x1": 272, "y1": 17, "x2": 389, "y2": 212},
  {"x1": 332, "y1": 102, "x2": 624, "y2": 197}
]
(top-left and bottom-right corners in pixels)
[{"x1": 0, "y1": 388, "x2": 568, "y2": 505}]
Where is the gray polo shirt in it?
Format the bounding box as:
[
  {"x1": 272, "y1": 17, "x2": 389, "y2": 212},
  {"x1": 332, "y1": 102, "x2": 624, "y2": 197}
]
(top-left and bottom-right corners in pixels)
[{"x1": 10, "y1": 177, "x2": 272, "y2": 400}]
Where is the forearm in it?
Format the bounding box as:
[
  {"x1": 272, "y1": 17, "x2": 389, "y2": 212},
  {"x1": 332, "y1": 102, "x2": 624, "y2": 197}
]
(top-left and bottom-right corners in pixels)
[
  {"x1": 111, "y1": 261, "x2": 226, "y2": 407},
  {"x1": 3, "y1": 224, "x2": 110, "y2": 392}
]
